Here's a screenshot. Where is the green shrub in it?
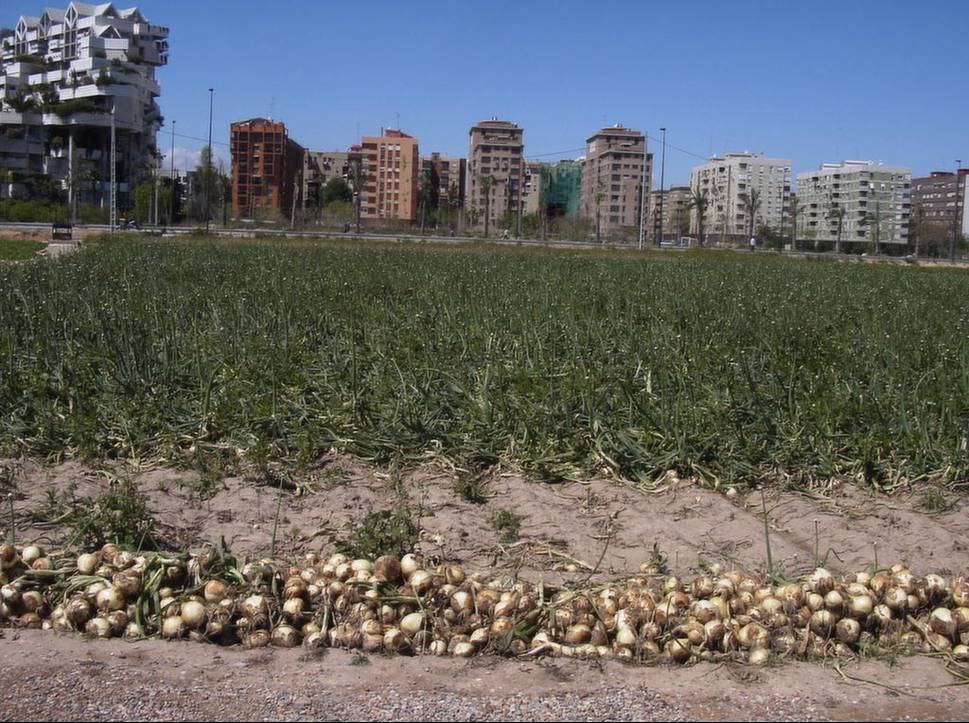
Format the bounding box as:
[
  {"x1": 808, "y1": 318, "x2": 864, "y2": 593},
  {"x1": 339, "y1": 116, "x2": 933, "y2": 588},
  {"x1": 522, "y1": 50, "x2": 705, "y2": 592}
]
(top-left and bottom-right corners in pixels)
[
  {"x1": 34, "y1": 480, "x2": 159, "y2": 550},
  {"x1": 334, "y1": 508, "x2": 420, "y2": 559}
]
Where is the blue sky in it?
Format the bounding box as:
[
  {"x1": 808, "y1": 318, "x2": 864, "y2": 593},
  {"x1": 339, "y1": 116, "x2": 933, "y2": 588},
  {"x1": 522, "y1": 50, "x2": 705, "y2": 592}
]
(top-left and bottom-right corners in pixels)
[{"x1": 4, "y1": 0, "x2": 967, "y2": 184}]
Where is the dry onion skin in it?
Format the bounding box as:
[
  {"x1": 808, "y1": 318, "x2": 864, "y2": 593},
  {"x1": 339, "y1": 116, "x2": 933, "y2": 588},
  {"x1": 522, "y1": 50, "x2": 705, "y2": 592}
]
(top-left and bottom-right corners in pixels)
[{"x1": 0, "y1": 543, "x2": 967, "y2": 667}]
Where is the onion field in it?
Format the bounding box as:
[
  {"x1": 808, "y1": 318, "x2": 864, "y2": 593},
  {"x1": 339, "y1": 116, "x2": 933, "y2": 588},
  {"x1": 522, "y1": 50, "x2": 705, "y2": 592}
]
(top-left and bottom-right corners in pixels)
[{"x1": 2, "y1": 237, "x2": 968, "y2": 490}]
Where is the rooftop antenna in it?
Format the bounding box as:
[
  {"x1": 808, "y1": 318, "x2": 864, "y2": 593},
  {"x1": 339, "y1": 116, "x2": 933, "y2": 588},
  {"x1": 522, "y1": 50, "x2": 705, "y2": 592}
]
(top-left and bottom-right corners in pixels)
[{"x1": 396, "y1": 111, "x2": 400, "y2": 130}]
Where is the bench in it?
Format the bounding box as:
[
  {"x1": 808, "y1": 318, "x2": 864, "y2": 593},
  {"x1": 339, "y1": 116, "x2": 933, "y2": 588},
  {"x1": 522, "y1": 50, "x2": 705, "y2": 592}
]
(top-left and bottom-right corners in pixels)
[{"x1": 51, "y1": 223, "x2": 74, "y2": 241}]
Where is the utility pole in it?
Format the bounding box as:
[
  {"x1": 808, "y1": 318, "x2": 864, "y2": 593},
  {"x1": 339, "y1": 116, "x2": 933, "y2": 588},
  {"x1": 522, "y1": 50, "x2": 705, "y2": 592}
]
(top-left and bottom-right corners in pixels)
[
  {"x1": 152, "y1": 156, "x2": 159, "y2": 226},
  {"x1": 110, "y1": 103, "x2": 117, "y2": 234},
  {"x1": 169, "y1": 119, "x2": 176, "y2": 227},
  {"x1": 204, "y1": 88, "x2": 213, "y2": 234},
  {"x1": 638, "y1": 133, "x2": 648, "y2": 250}
]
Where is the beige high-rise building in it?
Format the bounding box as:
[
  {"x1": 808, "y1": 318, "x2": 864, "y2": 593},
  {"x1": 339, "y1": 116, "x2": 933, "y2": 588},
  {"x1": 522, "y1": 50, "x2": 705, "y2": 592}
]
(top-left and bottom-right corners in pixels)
[
  {"x1": 690, "y1": 152, "x2": 792, "y2": 243},
  {"x1": 648, "y1": 186, "x2": 692, "y2": 241},
  {"x1": 796, "y1": 160, "x2": 911, "y2": 248},
  {"x1": 466, "y1": 118, "x2": 524, "y2": 231},
  {"x1": 580, "y1": 125, "x2": 652, "y2": 237},
  {"x1": 359, "y1": 129, "x2": 419, "y2": 222}
]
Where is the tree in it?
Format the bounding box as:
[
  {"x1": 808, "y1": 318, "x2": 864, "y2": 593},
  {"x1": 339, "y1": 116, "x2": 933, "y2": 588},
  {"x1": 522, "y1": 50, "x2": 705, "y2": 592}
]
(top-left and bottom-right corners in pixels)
[
  {"x1": 349, "y1": 162, "x2": 369, "y2": 233},
  {"x1": 756, "y1": 223, "x2": 782, "y2": 250},
  {"x1": 479, "y1": 174, "x2": 495, "y2": 238},
  {"x1": 909, "y1": 203, "x2": 925, "y2": 257},
  {"x1": 826, "y1": 201, "x2": 846, "y2": 254},
  {"x1": 417, "y1": 170, "x2": 433, "y2": 235},
  {"x1": 594, "y1": 176, "x2": 606, "y2": 243},
  {"x1": 861, "y1": 198, "x2": 889, "y2": 255},
  {"x1": 688, "y1": 189, "x2": 710, "y2": 247},
  {"x1": 322, "y1": 177, "x2": 352, "y2": 205},
  {"x1": 195, "y1": 146, "x2": 217, "y2": 224},
  {"x1": 134, "y1": 182, "x2": 153, "y2": 223},
  {"x1": 740, "y1": 189, "x2": 761, "y2": 242},
  {"x1": 789, "y1": 195, "x2": 806, "y2": 252}
]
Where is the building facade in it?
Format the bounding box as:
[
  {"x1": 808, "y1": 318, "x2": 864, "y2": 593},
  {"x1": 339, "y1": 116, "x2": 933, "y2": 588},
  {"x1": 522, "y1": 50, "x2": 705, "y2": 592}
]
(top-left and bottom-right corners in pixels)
[
  {"x1": 230, "y1": 117, "x2": 303, "y2": 217},
  {"x1": 796, "y1": 160, "x2": 911, "y2": 247},
  {"x1": 0, "y1": 3, "x2": 168, "y2": 211},
  {"x1": 579, "y1": 124, "x2": 651, "y2": 237},
  {"x1": 648, "y1": 185, "x2": 692, "y2": 241},
  {"x1": 466, "y1": 118, "x2": 524, "y2": 231},
  {"x1": 421, "y1": 152, "x2": 465, "y2": 208},
  {"x1": 302, "y1": 149, "x2": 348, "y2": 209},
  {"x1": 521, "y1": 159, "x2": 544, "y2": 215},
  {"x1": 359, "y1": 128, "x2": 419, "y2": 223},
  {"x1": 690, "y1": 152, "x2": 791, "y2": 243},
  {"x1": 910, "y1": 169, "x2": 968, "y2": 238}
]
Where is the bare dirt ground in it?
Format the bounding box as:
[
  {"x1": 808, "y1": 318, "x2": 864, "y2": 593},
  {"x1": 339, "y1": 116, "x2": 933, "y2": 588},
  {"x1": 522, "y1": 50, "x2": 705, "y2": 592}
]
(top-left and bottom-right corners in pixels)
[
  {"x1": 0, "y1": 628, "x2": 966, "y2": 721},
  {"x1": 3, "y1": 455, "x2": 967, "y2": 582},
  {"x1": 1, "y1": 455, "x2": 967, "y2": 720}
]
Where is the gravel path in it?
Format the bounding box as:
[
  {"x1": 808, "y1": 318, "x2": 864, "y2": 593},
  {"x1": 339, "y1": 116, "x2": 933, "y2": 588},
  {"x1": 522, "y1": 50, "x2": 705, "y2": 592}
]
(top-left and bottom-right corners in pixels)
[{"x1": 3, "y1": 630, "x2": 967, "y2": 721}]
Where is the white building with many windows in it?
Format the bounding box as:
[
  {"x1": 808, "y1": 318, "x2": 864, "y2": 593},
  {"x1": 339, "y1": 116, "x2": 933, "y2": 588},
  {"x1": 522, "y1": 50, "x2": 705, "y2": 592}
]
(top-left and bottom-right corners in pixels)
[
  {"x1": 0, "y1": 3, "x2": 168, "y2": 211},
  {"x1": 796, "y1": 161, "x2": 911, "y2": 249},
  {"x1": 690, "y1": 152, "x2": 792, "y2": 244}
]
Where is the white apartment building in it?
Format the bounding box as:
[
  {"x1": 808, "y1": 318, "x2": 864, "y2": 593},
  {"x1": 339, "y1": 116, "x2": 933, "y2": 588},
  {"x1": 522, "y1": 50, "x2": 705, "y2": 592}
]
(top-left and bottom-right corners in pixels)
[
  {"x1": 690, "y1": 152, "x2": 791, "y2": 243},
  {"x1": 0, "y1": 3, "x2": 168, "y2": 209},
  {"x1": 796, "y1": 161, "x2": 911, "y2": 248}
]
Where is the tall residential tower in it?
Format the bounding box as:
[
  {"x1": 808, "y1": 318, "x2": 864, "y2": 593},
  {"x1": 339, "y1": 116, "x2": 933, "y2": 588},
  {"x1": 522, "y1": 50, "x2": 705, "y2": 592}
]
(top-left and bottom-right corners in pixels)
[{"x1": 0, "y1": 3, "x2": 168, "y2": 211}]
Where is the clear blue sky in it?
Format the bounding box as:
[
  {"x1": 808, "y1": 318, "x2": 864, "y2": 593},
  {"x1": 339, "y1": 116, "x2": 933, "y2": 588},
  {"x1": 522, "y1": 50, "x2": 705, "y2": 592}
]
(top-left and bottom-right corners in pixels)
[{"x1": 4, "y1": 0, "x2": 967, "y2": 184}]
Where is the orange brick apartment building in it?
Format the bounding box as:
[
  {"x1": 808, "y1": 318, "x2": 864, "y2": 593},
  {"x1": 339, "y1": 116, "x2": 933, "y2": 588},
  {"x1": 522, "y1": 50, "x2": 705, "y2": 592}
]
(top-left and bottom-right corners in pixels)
[
  {"x1": 358, "y1": 129, "x2": 420, "y2": 222},
  {"x1": 230, "y1": 118, "x2": 304, "y2": 218}
]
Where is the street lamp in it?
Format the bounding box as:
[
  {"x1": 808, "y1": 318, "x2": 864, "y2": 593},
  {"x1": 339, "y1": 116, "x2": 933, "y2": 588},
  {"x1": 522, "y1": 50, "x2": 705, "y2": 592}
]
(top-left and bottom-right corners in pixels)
[{"x1": 203, "y1": 88, "x2": 213, "y2": 234}]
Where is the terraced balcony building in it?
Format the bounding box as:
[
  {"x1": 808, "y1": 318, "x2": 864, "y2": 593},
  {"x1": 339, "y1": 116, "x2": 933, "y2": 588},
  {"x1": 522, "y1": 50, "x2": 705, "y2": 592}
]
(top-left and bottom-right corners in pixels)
[{"x1": 0, "y1": 3, "x2": 168, "y2": 211}]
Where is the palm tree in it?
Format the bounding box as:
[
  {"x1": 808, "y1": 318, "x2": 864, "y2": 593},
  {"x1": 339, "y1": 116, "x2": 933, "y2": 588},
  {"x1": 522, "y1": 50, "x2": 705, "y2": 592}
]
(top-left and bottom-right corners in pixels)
[
  {"x1": 417, "y1": 170, "x2": 432, "y2": 236},
  {"x1": 789, "y1": 195, "x2": 806, "y2": 252},
  {"x1": 740, "y1": 189, "x2": 761, "y2": 245},
  {"x1": 909, "y1": 203, "x2": 925, "y2": 257},
  {"x1": 594, "y1": 176, "x2": 606, "y2": 243},
  {"x1": 826, "y1": 201, "x2": 846, "y2": 254},
  {"x1": 688, "y1": 188, "x2": 710, "y2": 247},
  {"x1": 479, "y1": 173, "x2": 494, "y2": 238},
  {"x1": 349, "y1": 162, "x2": 370, "y2": 234},
  {"x1": 862, "y1": 198, "x2": 887, "y2": 255}
]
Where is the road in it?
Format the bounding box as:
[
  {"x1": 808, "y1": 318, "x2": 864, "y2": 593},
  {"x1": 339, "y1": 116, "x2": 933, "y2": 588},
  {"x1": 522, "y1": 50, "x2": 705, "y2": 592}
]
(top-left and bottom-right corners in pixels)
[{"x1": 2, "y1": 221, "x2": 966, "y2": 266}]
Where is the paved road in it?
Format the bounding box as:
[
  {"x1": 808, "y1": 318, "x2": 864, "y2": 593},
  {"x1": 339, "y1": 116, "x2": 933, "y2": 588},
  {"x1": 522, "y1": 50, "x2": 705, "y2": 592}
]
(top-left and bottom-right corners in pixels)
[{"x1": 3, "y1": 221, "x2": 966, "y2": 266}]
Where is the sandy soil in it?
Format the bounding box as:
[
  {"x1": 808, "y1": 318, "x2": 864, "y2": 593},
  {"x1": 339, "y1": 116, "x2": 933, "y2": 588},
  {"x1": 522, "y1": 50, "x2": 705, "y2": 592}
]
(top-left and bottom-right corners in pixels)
[
  {"x1": 2, "y1": 456, "x2": 967, "y2": 582},
  {"x1": 1, "y1": 455, "x2": 967, "y2": 720}
]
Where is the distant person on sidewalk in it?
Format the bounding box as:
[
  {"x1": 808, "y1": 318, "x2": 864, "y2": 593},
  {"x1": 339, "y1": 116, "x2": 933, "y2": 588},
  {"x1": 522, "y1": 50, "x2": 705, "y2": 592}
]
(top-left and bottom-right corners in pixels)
[{"x1": 749, "y1": 236, "x2": 756, "y2": 252}]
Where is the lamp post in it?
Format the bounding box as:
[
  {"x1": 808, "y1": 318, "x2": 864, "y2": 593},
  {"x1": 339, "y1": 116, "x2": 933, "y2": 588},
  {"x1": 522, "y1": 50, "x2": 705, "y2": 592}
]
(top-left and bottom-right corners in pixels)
[
  {"x1": 169, "y1": 119, "x2": 176, "y2": 227},
  {"x1": 204, "y1": 88, "x2": 213, "y2": 234},
  {"x1": 622, "y1": 138, "x2": 649, "y2": 250}
]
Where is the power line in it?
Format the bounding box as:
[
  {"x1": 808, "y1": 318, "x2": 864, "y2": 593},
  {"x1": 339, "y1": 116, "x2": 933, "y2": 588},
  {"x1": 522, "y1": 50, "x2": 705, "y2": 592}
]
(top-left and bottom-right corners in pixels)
[
  {"x1": 525, "y1": 137, "x2": 709, "y2": 163},
  {"x1": 167, "y1": 130, "x2": 230, "y2": 147}
]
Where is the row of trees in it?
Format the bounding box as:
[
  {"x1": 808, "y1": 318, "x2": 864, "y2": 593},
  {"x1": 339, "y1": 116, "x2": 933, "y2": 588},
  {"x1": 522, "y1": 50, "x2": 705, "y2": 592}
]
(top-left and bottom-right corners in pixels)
[{"x1": 683, "y1": 187, "x2": 965, "y2": 256}]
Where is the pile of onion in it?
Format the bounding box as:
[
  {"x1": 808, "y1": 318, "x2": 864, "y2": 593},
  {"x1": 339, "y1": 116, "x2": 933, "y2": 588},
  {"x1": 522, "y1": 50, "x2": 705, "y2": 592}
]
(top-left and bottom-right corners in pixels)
[{"x1": 1, "y1": 542, "x2": 967, "y2": 666}]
